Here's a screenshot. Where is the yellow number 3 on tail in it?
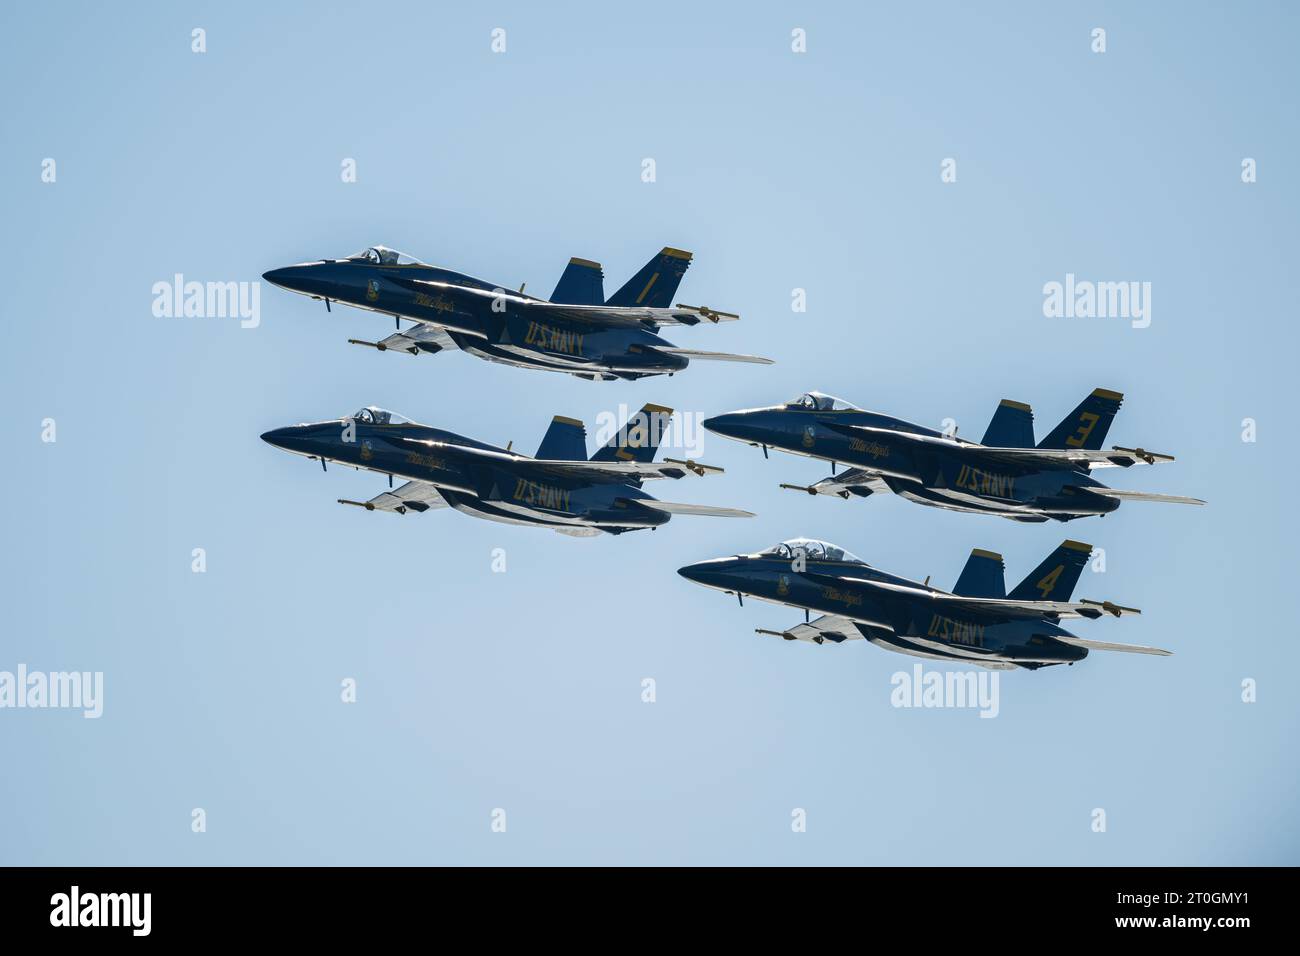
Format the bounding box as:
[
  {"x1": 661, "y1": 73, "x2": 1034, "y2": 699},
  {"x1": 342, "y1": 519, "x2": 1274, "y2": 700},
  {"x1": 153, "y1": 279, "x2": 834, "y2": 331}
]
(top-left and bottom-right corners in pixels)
[{"x1": 1065, "y1": 412, "x2": 1100, "y2": 448}]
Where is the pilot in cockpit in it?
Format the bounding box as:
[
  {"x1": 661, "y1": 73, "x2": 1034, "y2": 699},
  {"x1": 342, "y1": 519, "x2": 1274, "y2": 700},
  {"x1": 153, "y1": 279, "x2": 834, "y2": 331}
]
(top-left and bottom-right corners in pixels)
[
  {"x1": 762, "y1": 538, "x2": 863, "y2": 565},
  {"x1": 785, "y1": 392, "x2": 860, "y2": 412},
  {"x1": 348, "y1": 406, "x2": 410, "y2": 426},
  {"x1": 347, "y1": 246, "x2": 427, "y2": 267}
]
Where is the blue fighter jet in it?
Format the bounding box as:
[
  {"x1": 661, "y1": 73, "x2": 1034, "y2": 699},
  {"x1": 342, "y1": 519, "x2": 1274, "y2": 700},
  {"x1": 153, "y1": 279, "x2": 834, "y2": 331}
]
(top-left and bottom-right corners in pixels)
[
  {"x1": 703, "y1": 389, "x2": 1204, "y2": 522},
  {"x1": 261, "y1": 404, "x2": 752, "y2": 536},
  {"x1": 678, "y1": 538, "x2": 1169, "y2": 670},
  {"x1": 263, "y1": 245, "x2": 772, "y2": 381}
]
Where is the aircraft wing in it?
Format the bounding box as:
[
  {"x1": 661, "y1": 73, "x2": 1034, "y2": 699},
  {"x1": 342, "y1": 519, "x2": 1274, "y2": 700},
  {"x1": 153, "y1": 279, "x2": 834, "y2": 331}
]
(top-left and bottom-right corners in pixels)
[
  {"x1": 398, "y1": 439, "x2": 722, "y2": 481},
  {"x1": 631, "y1": 500, "x2": 754, "y2": 518},
  {"x1": 338, "y1": 480, "x2": 449, "y2": 515},
  {"x1": 650, "y1": 347, "x2": 774, "y2": 365},
  {"x1": 824, "y1": 423, "x2": 1176, "y2": 470},
  {"x1": 1082, "y1": 488, "x2": 1206, "y2": 506},
  {"x1": 1053, "y1": 635, "x2": 1172, "y2": 656},
  {"x1": 553, "y1": 527, "x2": 603, "y2": 538},
  {"x1": 902, "y1": 632, "x2": 1021, "y2": 661},
  {"x1": 528, "y1": 457, "x2": 725, "y2": 482},
  {"x1": 375, "y1": 324, "x2": 459, "y2": 354},
  {"x1": 779, "y1": 467, "x2": 891, "y2": 499},
  {"x1": 834, "y1": 577, "x2": 1141, "y2": 621},
  {"x1": 403, "y1": 280, "x2": 739, "y2": 329},
  {"x1": 525, "y1": 301, "x2": 742, "y2": 329},
  {"x1": 755, "y1": 614, "x2": 863, "y2": 645},
  {"x1": 975, "y1": 446, "x2": 1177, "y2": 470}
]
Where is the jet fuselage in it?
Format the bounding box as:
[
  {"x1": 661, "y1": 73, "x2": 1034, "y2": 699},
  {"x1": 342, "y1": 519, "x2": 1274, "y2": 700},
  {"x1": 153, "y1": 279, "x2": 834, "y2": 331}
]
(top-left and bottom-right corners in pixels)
[
  {"x1": 263, "y1": 259, "x2": 686, "y2": 380},
  {"x1": 260, "y1": 419, "x2": 670, "y2": 532},
  {"x1": 704, "y1": 405, "x2": 1121, "y2": 521},
  {"x1": 678, "y1": 552, "x2": 1088, "y2": 667}
]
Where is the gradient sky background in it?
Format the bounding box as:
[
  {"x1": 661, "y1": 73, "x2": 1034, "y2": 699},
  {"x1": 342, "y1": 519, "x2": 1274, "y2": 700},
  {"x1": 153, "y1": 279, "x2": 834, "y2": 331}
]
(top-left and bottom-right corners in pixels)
[{"x1": 2, "y1": 1, "x2": 1297, "y2": 865}]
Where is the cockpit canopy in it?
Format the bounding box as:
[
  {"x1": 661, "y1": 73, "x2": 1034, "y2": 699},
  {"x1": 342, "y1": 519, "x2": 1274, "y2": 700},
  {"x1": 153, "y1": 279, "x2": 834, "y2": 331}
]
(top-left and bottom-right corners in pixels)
[
  {"x1": 347, "y1": 406, "x2": 411, "y2": 426},
  {"x1": 761, "y1": 537, "x2": 864, "y2": 564},
  {"x1": 784, "y1": 391, "x2": 860, "y2": 411},
  {"x1": 346, "y1": 245, "x2": 428, "y2": 266}
]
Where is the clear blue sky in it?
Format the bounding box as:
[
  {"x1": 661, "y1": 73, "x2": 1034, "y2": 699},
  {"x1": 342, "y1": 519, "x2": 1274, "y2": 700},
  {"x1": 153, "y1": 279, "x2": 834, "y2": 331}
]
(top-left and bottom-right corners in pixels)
[{"x1": 2, "y1": 1, "x2": 1296, "y2": 864}]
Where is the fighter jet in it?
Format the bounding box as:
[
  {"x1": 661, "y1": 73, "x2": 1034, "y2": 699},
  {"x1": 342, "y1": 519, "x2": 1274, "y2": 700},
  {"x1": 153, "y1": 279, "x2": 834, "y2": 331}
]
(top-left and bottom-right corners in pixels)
[
  {"x1": 261, "y1": 403, "x2": 752, "y2": 536},
  {"x1": 703, "y1": 389, "x2": 1205, "y2": 522},
  {"x1": 262, "y1": 245, "x2": 772, "y2": 381},
  {"x1": 678, "y1": 538, "x2": 1170, "y2": 670}
]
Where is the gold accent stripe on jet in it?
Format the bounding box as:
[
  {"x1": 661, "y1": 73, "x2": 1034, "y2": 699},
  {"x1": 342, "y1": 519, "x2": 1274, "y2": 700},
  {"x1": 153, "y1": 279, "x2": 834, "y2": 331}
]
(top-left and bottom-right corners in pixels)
[
  {"x1": 635, "y1": 273, "x2": 659, "y2": 304},
  {"x1": 552, "y1": 415, "x2": 584, "y2": 427},
  {"x1": 569, "y1": 257, "x2": 601, "y2": 269},
  {"x1": 970, "y1": 549, "x2": 1003, "y2": 561},
  {"x1": 999, "y1": 399, "x2": 1032, "y2": 412},
  {"x1": 661, "y1": 247, "x2": 693, "y2": 260},
  {"x1": 1062, "y1": 540, "x2": 1094, "y2": 553},
  {"x1": 1092, "y1": 388, "x2": 1124, "y2": 402},
  {"x1": 642, "y1": 404, "x2": 674, "y2": 415}
]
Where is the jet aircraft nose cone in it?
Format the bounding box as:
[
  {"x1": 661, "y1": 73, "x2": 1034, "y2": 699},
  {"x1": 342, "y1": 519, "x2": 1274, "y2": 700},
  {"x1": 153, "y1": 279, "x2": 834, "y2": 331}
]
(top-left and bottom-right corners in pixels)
[
  {"x1": 702, "y1": 413, "x2": 738, "y2": 436},
  {"x1": 260, "y1": 427, "x2": 294, "y2": 449},
  {"x1": 262, "y1": 263, "x2": 328, "y2": 295},
  {"x1": 703, "y1": 412, "x2": 757, "y2": 443},
  {"x1": 677, "y1": 562, "x2": 708, "y2": 583},
  {"x1": 262, "y1": 266, "x2": 315, "y2": 290},
  {"x1": 677, "y1": 557, "x2": 736, "y2": 587}
]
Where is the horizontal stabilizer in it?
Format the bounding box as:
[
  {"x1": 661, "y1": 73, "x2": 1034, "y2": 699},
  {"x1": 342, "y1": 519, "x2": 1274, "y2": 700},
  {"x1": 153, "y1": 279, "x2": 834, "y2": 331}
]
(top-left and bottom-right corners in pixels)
[
  {"x1": 672, "y1": 304, "x2": 739, "y2": 323},
  {"x1": 1054, "y1": 635, "x2": 1171, "y2": 656},
  {"x1": 652, "y1": 347, "x2": 774, "y2": 365},
  {"x1": 662, "y1": 457, "x2": 724, "y2": 476},
  {"x1": 631, "y1": 500, "x2": 754, "y2": 518},
  {"x1": 1085, "y1": 488, "x2": 1206, "y2": 506},
  {"x1": 1077, "y1": 599, "x2": 1142, "y2": 618}
]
